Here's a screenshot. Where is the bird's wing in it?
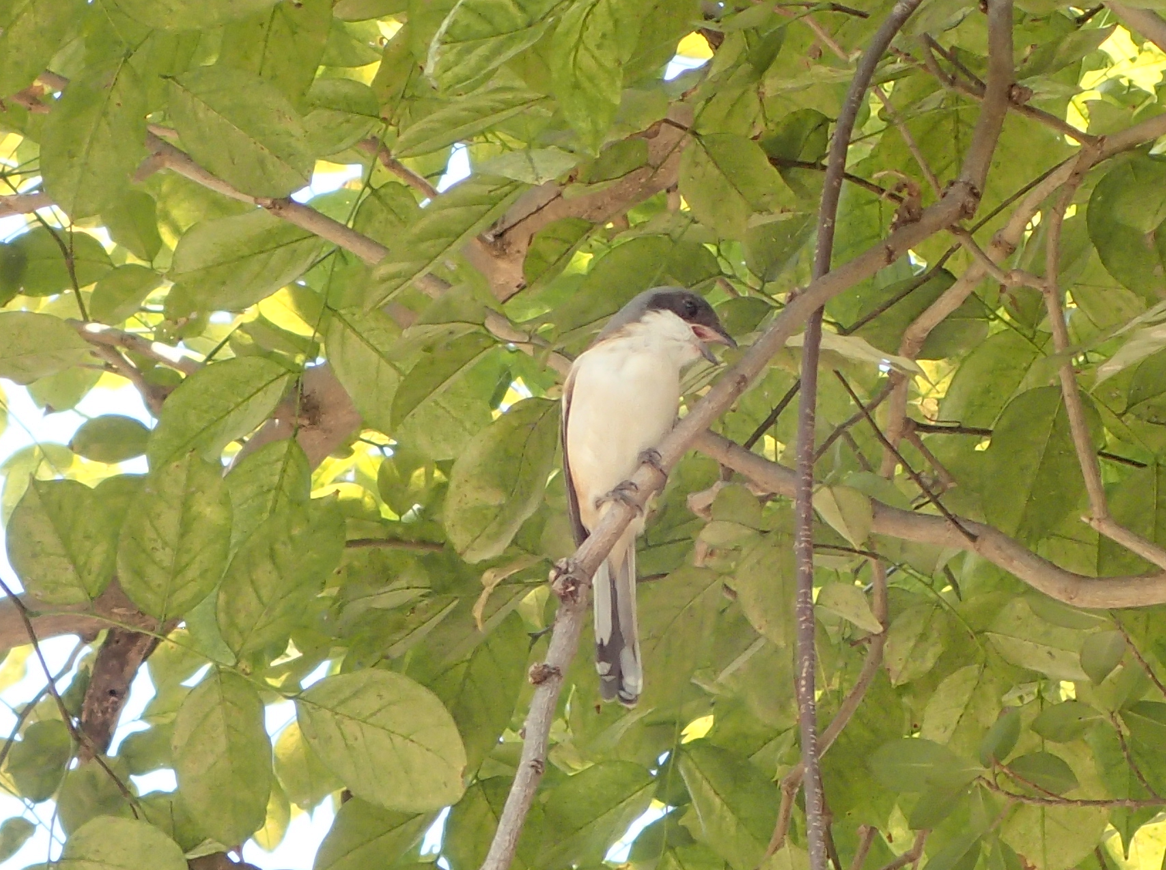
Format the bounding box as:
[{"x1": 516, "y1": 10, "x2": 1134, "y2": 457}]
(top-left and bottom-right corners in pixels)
[{"x1": 561, "y1": 366, "x2": 588, "y2": 546}]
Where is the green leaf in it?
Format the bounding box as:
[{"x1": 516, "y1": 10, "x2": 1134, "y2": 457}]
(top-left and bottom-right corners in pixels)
[
  {"x1": 100, "y1": 191, "x2": 164, "y2": 263},
  {"x1": 0, "y1": 312, "x2": 92, "y2": 384},
  {"x1": 999, "y1": 803, "x2": 1107, "y2": 870},
  {"x1": 478, "y1": 147, "x2": 580, "y2": 184},
  {"x1": 393, "y1": 331, "x2": 496, "y2": 426},
  {"x1": 325, "y1": 306, "x2": 402, "y2": 435},
  {"x1": 550, "y1": 0, "x2": 624, "y2": 150},
  {"x1": 41, "y1": 63, "x2": 147, "y2": 219},
  {"x1": 219, "y1": 0, "x2": 331, "y2": 106},
  {"x1": 1121, "y1": 700, "x2": 1166, "y2": 747},
  {"x1": 1007, "y1": 752, "x2": 1078, "y2": 795},
  {"x1": 314, "y1": 799, "x2": 433, "y2": 870},
  {"x1": 425, "y1": 0, "x2": 562, "y2": 93},
  {"x1": 538, "y1": 761, "x2": 656, "y2": 869},
  {"x1": 884, "y1": 602, "x2": 947, "y2": 686},
  {"x1": 118, "y1": 453, "x2": 232, "y2": 621},
  {"x1": 110, "y1": 0, "x2": 279, "y2": 29},
  {"x1": 303, "y1": 77, "x2": 381, "y2": 155},
  {"x1": 815, "y1": 581, "x2": 882, "y2": 634},
  {"x1": 172, "y1": 669, "x2": 272, "y2": 847},
  {"x1": 396, "y1": 76, "x2": 548, "y2": 157},
  {"x1": 7, "y1": 720, "x2": 71, "y2": 801},
  {"x1": 982, "y1": 386, "x2": 1090, "y2": 542},
  {"x1": 1031, "y1": 701, "x2": 1103, "y2": 743},
  {"x1": 869, "y1": 738, "x2": 982, "y2": 793},
  {"x1": 0, "y1": 228, "x2": 113, "y2": 299},
  {"x1": 70, "y1": 415, "x2": 150, "y2": 464},
  {"x1": 273, "y1": 720, "x2": 341, "y2": 810},
  {"x1": 217, "y1": 503, "x2": 344, "y2": 657},
  {"x1": 90, "y1": 265, "x2": 164, "y2": 325},
  {"x1": 429, "y1": 611, "x2": 528, "y2": 773},
  {"x1": 0, "y1": 0, "x2": 81, "y2": 98},
  {"x1": 7, "y1": 478, "x2": 117, "y2": 604},
  {"x1": 444, "y1": 397, "x2": 559, "y2": 562},
  {"x1": 1080, "y1": 629, "x2": 1126, "y2": 685},
  {"x1": 1088, "y1": 154, "x2": 1166, "y2": 300},
  {"x1": 812, "y1": 484, "x2": 872, "y2": 547},
  {"x1": 0, "y1": 818, "x2": 34, "y2": 863},
  {"x1": 978, "y1": 708, "x2": 1020, "y2": 765},
  {"x1": 366, "y1": 176, "x2": 525, "y2": 307},
  {"x1": 147, "y1": 356, "x2": 293, "y2": 467},
  {"x1": 729, "y1": 532, "x2": 795, "y2": 647},
  {"x1": 678, "y1": 742, "x2": 777, "y2": 870},
  {"x1": 296, "y1": 669, "x2": 468, "y2": 811},
  {"x1": 168, "y1": 211, "x2": 326, "y2": 312},
  {"x1": 57, "y1": 816, "x2": 186, "y2": 870},
  {"x1": 986, "y1": 598, "x2": 1090, "y2": 682},
  {"x1": 679, "y1": 134, "x2": 793, "y2": 238},
  {"x1": 168, "y1": 65, "x2": 314, "y2": 197},
  {"x1": 225, "y1": 438, "x2": 311, "y2": 548}
]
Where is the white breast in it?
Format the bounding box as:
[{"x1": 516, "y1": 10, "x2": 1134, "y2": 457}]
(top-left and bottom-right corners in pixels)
[{"x1": 565, "y1": 311, "x2": 699, "y2": 532}]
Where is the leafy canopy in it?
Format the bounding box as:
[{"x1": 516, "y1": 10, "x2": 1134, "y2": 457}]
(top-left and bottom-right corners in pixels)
[{"x1": 2, "y1": 2, "x2": 1166, "y2": 870}]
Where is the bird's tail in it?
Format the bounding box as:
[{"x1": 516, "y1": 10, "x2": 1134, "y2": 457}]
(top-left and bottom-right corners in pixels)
[{"x1": 593, "y1": 540, "x2": 642, "y2": 706}]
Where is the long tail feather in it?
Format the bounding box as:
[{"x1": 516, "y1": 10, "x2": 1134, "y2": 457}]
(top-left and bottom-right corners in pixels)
[{"x1": 593, "y1": 542, "x2": 642, "y2": 706}]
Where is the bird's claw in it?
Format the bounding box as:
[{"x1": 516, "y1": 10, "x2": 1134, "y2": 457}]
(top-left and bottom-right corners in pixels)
[
  {"x1": 550, "y1": 558, "x2": 582, "y2": 601},
  {"x1": 599, "y1": 480, "x2": 643, "y2": 516},
  {"x1": 639, "y1": 448, "x2": 667, "y2": 481}
]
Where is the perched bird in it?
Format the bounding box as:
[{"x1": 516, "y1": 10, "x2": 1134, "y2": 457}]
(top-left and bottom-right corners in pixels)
[{"x1": 561, "y1": 286, "x2": 736, "y2": 706}]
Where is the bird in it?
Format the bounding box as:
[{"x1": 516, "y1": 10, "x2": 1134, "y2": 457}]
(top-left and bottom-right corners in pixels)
[{"x1": 561, "y1": 286, "x2": 736, "y2": 706}]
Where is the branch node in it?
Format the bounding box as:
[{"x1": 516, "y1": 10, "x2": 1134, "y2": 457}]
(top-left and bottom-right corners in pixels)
[
  {"x1": 549, "y1": 559, "x2": 584, "y2": 602},
  {"x1": 528, "y1": 663, "x2": 561, "y2": 685}
]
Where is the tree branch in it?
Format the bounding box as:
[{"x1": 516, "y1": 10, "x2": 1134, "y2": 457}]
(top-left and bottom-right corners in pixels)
[{"x1": 698, "y1": 430, "x2": 1166, "y2": 608}]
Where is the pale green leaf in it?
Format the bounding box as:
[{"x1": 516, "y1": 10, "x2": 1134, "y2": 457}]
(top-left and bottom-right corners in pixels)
[
  {"x1": 172, "y1": 669, "x2": 272, "y2": 846},
  {"x1": 325, "y1": 306, "x2": 402, "y2": 434},
  {"x1": 679, "y1": 742, "x2": 777, "y2": 870},
  {"x1": 7, "y1": 479, "x2": 117, "y2": 604},
  {"x1": 396, "y1": 76, "x2": 548, "y2": 158},
  {"x1": 0, "y1": 0, "x2": 81, "y2": 98},
  {"x1": 70, "y1": 415, "x2": 150, "y2": 464},
  {"x1": 168, "y1": 66, "x2": 314, "y2": 197},
  {"x1": 444, "y1": 397, "x2": 558, "y2": 562},
  {"x1": 217, "y1": 504, "x2": 344, "y2": 657},
  {"x1": 296, "y1": 669, "x2": 468, "y2": 811},
  {"x1": 56, "y1": 816, "x2": 186, "y2": 870},
  {"x1": 41, "y1": 63, "x2": 147, "y2": 219},
  {"x1": 815, "y1": 581, "x2": 882, "y2": 634},
  {"x1": 314, "y1": 799, "x2": 433, "y2": 870},
  {"x1": 550, "y1": 0, "x2": 623, "y2": 150},
  {"x1": 0, "y1": 312, "x2": 92, "y2": 384},
  {"x1": 226, "y1": 438, "x2": 311, "y2": 549},
  {"x1": 884, "y1": 602, "x2": 947, "y2": 686},
  {"x1": 425, "y1": 0, "x2": 562, "y2": 93},
  {"x1": 538, "y1": 762, "x2": 655, "y2": 869},
  {"x1": 392, "y1": 331, "x2": 495, "y2": 426},
  {"x1": 110, "y1": 0, "x2": 280, "y2": 31},
  {"x1": 679, "y1": 134, "x2": 793, "y2": 238},
  {"x1": 147, "y1": 357, "x2": 293, "y2": 467},
  {"x1": 274, "y1": 720, "x2": 341, "y2": 811},
  {"x1": 118, "y1": 453, "x2": 232, "y2": 621},
  {"x1": 90, "y1": 265, "x2": 164, "y2": 325},
  {"x1": 0, "y1": 818, "x2": 34, "y2": 863},
  {"x1": 169, "y1": 211, "x2": 326, "y2": 312},
  {"x1": 812, "y1": 484, "x2": 872, "y2": 547},
  {"x1": 366, "y1": 176, "x2": 525, "y2": 307}
]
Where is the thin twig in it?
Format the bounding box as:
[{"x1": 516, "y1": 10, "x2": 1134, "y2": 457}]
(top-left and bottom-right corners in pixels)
[
  {"x1": 1110, "y1": 714, "x2": 1162, "y2": 799},
  {"x1": 834, "y1": 372, "x2": 977, "y2": 542},
  {"x1": 1112, "y1": 615, "x2": 1166, "y2": 699},
  {"x1": 978, "y1": 775, "x2": 1166, "y2": 808},
  {"x1": 1041, "y1": 152, "x2": 1166, "y2": 570},
  {"x1": 344, "y1": 538, "x2": 445, "y2": 551},
  {"x1": 848, "y1": 826, "x2": 878, "y2": 870},
  {"x1": 813, "y1": 380, "x2": 894, "y2": 461},
  {"x1": 876, "y1": 831, "x2": 928, "y2": 870}
]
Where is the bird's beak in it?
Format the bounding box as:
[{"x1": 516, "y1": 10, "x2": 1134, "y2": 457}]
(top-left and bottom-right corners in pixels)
[{"x1": 692, "y1": 323, "x2": 737, "y2": 363}]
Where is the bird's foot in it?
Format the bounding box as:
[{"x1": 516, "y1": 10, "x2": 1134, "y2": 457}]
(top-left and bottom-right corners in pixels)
[
  {"x1": 639, "y1": 448, "x2": 667, "y2": 482},
  {"x1": 550, "y1": 558, "x2": 583, "y2": 602},
  {"x1": 599, "y1": 480, "x2": 644, "y2": 516}
]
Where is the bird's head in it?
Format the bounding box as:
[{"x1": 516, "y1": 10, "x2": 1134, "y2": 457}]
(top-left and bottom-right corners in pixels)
[{"x1": 601, "y1": 286, "x2": 736, "y2": 363}]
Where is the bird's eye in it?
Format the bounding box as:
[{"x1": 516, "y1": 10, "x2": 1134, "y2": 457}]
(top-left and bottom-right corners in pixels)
[{"x1": 683, "y1": 299, "x2": 698, "y2": 316}]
